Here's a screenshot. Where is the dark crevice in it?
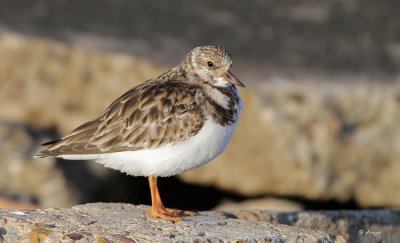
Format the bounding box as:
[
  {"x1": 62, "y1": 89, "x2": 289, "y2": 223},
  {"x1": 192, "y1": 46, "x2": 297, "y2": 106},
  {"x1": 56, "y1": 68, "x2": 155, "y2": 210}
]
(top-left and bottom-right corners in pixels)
[{"x1": 56, "y1": 160, "x2": 363, "y2": 211}]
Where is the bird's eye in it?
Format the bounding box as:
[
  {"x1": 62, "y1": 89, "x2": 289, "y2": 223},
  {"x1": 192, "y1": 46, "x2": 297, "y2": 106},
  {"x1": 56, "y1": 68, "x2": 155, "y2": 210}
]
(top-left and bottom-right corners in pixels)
[{"x1": 207, "y1": 61, "x2": 214, "y2": 67}]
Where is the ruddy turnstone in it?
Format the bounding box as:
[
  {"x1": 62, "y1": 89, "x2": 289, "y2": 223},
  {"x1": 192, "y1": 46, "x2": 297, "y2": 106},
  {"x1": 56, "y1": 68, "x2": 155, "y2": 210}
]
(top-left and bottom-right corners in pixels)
[{"x1": 36, "y1": 46, "x2": 245, "y2": 221}]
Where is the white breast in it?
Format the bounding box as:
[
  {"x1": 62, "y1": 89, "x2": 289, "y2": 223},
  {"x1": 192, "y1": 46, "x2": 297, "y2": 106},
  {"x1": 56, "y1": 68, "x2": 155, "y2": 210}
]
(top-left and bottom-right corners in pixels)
[{"x1": 60, "y1": 116, "x2": 239, "y2": 177}]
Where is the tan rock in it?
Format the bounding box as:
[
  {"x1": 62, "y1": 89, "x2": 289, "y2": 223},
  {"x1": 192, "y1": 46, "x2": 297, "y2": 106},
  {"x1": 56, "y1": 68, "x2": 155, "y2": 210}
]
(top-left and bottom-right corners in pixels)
[
  {"x1": 0, "y1": 31, "x2": 164, "y2": 134},
  {"x1": 0, "y1": 198, "x2": 38, "y2": 210}
]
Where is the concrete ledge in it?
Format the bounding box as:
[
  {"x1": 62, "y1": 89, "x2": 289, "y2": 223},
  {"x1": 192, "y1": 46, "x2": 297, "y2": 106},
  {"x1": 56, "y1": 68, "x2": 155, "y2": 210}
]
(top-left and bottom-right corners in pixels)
[{"x1": 0, "y1": 203, "x2": 340, "y2": 242}]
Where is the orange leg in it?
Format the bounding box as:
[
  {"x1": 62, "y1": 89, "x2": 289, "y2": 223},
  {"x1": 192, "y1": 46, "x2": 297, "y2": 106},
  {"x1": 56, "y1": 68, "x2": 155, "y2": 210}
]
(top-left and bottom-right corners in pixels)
[
  {"x1": 147, "y1": 176, "x2": 182, "y2": 221},
  {"x1": 153, "y1": 179, "x2": 194, "y2": 217}
]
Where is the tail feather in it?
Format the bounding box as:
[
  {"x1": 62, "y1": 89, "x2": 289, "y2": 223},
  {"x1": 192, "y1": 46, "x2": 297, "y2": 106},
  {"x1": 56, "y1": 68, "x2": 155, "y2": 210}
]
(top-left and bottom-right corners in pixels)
[
  {"x1": 35, "y1": 119, "x2": 100, "y2": 158},
  {"x1": 41, "y1": 139, "x2": 59, "y2": 146},
  {"x1": 35, "y1": 139, "x2": 62, "y2": 158},
  {"x1": 35, "y1": 143, "x2": 104, "y2": 158}
]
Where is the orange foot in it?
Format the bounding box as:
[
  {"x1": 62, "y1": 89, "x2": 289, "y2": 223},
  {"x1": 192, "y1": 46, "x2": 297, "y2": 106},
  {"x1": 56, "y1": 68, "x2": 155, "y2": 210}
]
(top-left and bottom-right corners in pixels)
[
  {"x1": 161, "y1": 207, "x2": 195, "y2": 216},
  {"x1": 147, "y1": 207, "x2": 182, "y2": 221}
]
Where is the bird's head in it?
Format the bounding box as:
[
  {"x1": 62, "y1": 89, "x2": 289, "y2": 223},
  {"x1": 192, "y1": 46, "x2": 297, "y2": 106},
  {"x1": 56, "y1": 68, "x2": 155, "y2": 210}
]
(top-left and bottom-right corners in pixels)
[{"x1": 183, "y1": 46, "x2": 245, "y2": 88}]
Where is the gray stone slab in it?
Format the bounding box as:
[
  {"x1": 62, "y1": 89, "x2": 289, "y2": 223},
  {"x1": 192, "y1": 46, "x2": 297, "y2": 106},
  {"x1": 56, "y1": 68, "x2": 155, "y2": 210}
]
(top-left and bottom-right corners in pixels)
[{"x1": 0, "y1": 203, "x2": 339, "y2": 242}]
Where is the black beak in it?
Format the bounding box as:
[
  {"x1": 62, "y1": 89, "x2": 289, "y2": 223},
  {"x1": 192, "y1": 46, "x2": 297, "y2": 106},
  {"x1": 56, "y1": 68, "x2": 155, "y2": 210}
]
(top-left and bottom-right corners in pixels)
[{"x1": 223, "y1": 70, "x2": 245, "y2": 87}]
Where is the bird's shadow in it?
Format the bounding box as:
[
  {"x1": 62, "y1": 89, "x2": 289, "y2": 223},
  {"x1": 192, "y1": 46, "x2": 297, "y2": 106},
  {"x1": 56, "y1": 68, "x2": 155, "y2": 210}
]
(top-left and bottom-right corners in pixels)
[{"x1": 55, "y1": 157, "x2": 246, "y2": 211}]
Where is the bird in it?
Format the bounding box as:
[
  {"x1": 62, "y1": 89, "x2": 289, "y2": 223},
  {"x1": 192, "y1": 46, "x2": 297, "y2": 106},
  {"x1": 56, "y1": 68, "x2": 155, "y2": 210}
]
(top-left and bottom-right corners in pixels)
[{"x1": 36, "y1": 45, "x2": 245, "y2": 221}]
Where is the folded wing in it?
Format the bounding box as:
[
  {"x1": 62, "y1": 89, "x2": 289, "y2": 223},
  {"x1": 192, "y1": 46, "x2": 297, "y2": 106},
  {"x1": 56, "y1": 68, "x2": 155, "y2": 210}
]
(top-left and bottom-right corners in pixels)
[{"x1": 36, "y1": 80, "x2": 205, "y2": 158}]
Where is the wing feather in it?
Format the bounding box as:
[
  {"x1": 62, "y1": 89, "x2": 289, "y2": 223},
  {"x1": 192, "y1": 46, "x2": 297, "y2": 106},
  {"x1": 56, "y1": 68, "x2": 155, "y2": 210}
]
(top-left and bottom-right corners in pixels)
[{"x1": 36, "y1": 80, "x2": 205, "y2": 157}]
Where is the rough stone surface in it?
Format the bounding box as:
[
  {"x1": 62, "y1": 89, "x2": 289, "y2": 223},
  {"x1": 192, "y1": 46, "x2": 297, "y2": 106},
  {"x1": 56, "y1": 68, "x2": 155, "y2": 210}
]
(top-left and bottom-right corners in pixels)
[
  {"x1": 1, "y1": 32, "x2": 400, "y2": 209},
  {"x1": 0, "y1": 203, "x2": 339, "y2": 243},
  {"x1": 235, "y1": 210, "x2": 400, "y2": 243}
]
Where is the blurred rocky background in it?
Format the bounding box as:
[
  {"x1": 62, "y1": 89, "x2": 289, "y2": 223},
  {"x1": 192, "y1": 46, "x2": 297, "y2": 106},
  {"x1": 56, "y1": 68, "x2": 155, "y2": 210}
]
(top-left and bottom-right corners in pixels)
[{"x1": 0, "y1": 0, "x2": 399, "y2": 215}]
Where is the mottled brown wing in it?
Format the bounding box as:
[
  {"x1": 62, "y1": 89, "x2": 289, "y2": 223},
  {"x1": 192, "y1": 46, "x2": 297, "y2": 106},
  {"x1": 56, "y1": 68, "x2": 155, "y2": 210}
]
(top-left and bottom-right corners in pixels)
[{"x1": 36, "y1": 80, "x2": 205, "y2": 157}]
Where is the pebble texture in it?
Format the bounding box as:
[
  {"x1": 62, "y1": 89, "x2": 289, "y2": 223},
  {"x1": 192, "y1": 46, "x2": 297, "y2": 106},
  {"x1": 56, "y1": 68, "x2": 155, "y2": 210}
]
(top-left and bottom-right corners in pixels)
[{"x1": 0, "y1": 203, "x2": 339, "y2": 243}]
